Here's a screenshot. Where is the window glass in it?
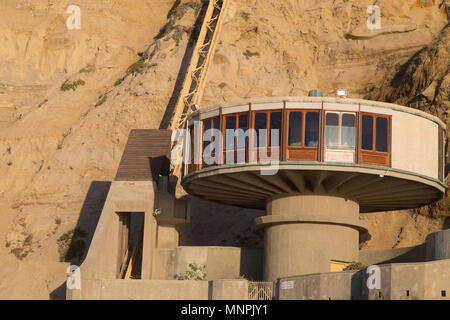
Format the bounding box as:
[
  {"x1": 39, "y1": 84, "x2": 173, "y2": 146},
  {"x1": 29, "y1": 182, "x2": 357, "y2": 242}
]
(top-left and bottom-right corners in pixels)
[
  {"x1": 212, "y1": 118, "x2": 220, "y2": 153},
  {"x1": 237, "y1": 114, "x2": 248, "y2": 149},
  {"x1": 203, "y1": 120, "x2": 211, "y2": 153},
  {"x1": 269, "y1": 112, "x2": 282, "y2": 147},
  {"x1": 376, "y1": 117, "x2": 388, "y2": 152},
  {"x1": 341, "y1": 113, "x2": 355, "y2": 148},
  {"x1": 254, "y1": 113, "x2": 267, "y2": 147},
  {"x1": 305, "y1": 112, "x2": 319, "y2": 147},
  {"x1": 225, "y1": 116, "x2": 236, "y2": 150},
  {"x1": 325, "y1": 113, "x2": 339, "y2": 147},
  {"x1": 288, "y1": 112, "x2": 302, "y2": 146},
  {"x1": 361, "y1": 115, "x2": 373, "y2": 150}
]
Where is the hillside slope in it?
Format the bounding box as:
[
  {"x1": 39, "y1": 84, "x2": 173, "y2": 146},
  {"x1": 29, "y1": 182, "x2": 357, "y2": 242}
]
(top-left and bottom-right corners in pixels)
[{"x1": 0, "y1": 0, "x2": 448, "y2": 298}]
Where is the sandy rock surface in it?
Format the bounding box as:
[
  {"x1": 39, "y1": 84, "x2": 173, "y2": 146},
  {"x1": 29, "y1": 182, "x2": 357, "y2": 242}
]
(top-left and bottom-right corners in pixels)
[{"x1": 0, "y1": 0, "x2": 448, "y2": 298}]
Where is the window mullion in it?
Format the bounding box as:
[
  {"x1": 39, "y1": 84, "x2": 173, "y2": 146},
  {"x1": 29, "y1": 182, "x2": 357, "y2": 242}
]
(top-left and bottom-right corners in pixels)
[
  {"x1": 302, "y1": 111, "x2": 305, "y2": 147},
  {"x1": 373, "y1": 116, "x2": 376, "y2": 152}
]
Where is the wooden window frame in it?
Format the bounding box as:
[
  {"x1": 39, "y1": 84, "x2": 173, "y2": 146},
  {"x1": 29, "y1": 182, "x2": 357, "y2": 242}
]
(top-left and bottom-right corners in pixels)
[
  {"x1": 324, "y1": 111, "x2": 357, "y2": 150},
  {"x1": 186, "y1": 124, "x2": 195, "y2": 175},
  {"x1": 201, "y1": 116, "x2": 220, "y2": 169},
  {"x1": 251, "y1": 110, "x2": 283, "y2": 162},
  {"x1": 222, "y1": 112, "x2": 250, "y2": 165},
  {"x1": 285, "y1": 109, "x2": 320, "y2": 161},
  {"x1": 359, "y1": 112, "x2": 391, "y2": 167}
]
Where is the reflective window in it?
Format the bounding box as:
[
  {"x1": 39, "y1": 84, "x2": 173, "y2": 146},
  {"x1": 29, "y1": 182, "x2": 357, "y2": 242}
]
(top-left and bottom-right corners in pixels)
[
  {"x1": 202, "y1": 118, "x2": 219, "y2": 166},
  {"x1": 341, "y1": 114, "x2": 355, "y2": 148},
  {"x1": 212, "y1": 118, "x2": 220, "y2": 152},
  {"x1": 361, "y1": 115, "x2": 373, "y2": 150},
  {"x1": 254, "y1": 113, "x2": 267, "y2": 147},
  {"x1": 325, "y1": 113, "x2": 339, "y2": 147},
  {"x1": 305, "y1": 112, "x2": 319, "y2": 147},
  {"x1": 269, "y1": 112, "x2": 282, "y2": 147},
  {"x1": 225, "y1": 116, "x2": 236, "y2": 150},
  {"x1": 376, "y1": 117, "x2": 388, "y2": 152},
  {"x1": 288, "y1": 112, "x2": 302, "y2": 146},
  {"x1": 203, "y1": 120, "x2": 211, "y2": 152},
  {"x1": 237, "y1": 114, "x2": 248, "y2": 149}
]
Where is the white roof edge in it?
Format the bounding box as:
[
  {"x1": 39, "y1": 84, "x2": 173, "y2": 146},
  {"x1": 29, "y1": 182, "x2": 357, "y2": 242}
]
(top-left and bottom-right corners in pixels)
[{"x1": 189, "y1": 96, "x2": 446, "y2": 128}]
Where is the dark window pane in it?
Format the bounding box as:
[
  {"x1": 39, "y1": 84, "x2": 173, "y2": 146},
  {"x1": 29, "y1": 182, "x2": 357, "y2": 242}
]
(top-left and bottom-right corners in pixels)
[
  {"x1": 212, "y1": 118, "x2": 220, "y2": 155},
  {"x1": 305, "y1": 112, "x2": 319, "y2": 147},
  {"x1": 203, "y1": 120, "x2": 211, "y2": 152},
  {"x1": 341, "y1": 113, "x2": 355, "y2": 148},
  {"x1": 237, "y1": 115, "x2": 248, "y2": 149},
  {"x1": 361, "y1": 115, "x2": 373, "y2": 150},
  {"x1": 213, "y1": 118, "x2": 220, "y2": 129},
  {"x1": 288, "y1": 112, "x2": 302, "y2": 146},
  {"x1": 269, "y1": 112, "x2": 282, "y2": 147},
  {"x1": 225, "y1": 116, "x2": 236, "y2": 150},
  {"x1": 254, "y1": 113, "x2": 267, "y2": 147},
  {"x1": 238, "y1": 115, "x2": 248, "y2": 129},
  {"x1": 325, "y1": 113, "x2": 339, "y2": 147},
  {"x1": 376, "y1": 117, "x2": 388, "y2": 152}
]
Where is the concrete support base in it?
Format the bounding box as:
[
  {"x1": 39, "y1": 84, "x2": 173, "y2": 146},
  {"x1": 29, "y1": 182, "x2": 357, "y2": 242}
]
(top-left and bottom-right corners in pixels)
[{"x1": 256, "y1": 194, "x2": 368, "y2": 281}]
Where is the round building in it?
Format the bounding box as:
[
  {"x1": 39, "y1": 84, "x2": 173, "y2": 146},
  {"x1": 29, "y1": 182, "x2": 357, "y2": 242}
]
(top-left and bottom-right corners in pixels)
[{"x1": 181, "y1": 96, "x2": 447, "y2": 281}]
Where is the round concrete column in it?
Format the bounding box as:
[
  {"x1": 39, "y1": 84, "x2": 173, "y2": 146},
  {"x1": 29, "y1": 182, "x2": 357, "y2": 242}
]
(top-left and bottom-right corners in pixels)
[{"x1": 255, "y1": 194, "x2": 367, "y2": 281}]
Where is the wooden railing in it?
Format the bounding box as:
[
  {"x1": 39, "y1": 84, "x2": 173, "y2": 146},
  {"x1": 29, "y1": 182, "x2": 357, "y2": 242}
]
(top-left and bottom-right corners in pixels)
[
  {"x1": 170, "y1": 0, "x2": 228, "y2": 178},
  {"x1": 170, "y1": 0, "x2": 228, "y2": 131}
]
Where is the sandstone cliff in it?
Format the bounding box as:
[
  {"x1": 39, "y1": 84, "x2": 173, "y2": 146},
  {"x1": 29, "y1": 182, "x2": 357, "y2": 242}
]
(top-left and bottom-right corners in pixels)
[{"x1": 0, "y1": 0, "x2": 448, "y2": 298}]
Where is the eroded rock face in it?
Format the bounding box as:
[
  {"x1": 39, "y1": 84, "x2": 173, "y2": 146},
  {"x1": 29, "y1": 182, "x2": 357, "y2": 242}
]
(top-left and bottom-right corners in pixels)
[{"x1": 0, "y1": 0, "x2": 449, "y2": 298}]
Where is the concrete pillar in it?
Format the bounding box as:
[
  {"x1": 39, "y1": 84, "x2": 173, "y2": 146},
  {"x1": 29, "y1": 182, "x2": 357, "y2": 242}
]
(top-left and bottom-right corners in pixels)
[
  {"x1": 426, "y1": 229, "x2": 450, "y2": 261},
  {"x1": 256, "y1": 194, "x2": 366, "y2": 281}
]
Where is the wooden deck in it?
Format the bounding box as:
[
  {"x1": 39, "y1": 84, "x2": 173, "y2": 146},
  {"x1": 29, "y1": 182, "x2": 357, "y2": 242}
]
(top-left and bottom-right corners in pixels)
[{"x1": 115, "y1": 129, "x2": 172, "y2": 181}]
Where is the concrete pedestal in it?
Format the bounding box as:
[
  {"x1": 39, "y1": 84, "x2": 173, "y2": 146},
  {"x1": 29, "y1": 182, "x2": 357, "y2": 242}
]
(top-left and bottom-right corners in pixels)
[{"x1": 255, "y1": 194, "x2": 368, "y2": 281}]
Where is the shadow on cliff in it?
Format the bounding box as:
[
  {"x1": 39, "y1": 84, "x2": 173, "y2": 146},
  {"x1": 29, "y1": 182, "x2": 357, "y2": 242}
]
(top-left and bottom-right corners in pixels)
[
  {"x1": 158, "y1": 0, "x2": 208, "y2": 129},
  {"x1": 50, "y1": 180, "x2": 111, "y2": 300}
]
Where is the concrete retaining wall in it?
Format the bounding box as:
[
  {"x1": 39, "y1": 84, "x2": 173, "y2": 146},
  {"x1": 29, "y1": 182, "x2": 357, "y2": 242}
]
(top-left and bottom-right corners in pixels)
[
  {"x1": 277, "y1": 259, "x2": 450, "y2": 300},
  {"x1": 68, "y1": 279, "x2": 248, "y2": 300},
  {"x1": 152, "y1": 246, "x2": 263, "y2": 281}
]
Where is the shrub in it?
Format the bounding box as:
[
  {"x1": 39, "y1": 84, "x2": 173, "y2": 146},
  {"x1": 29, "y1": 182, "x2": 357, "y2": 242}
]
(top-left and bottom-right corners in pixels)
[
  {"x1": 95, "y1": 95, "x2": 107, "y2": 107},
  {"x1": 343, "y1": 261, "x2": 367, "y2": 271},
  {"x1": 38, "y1": 99, "x2": 48, "y2": 108},
  {"x1": 174, "y1": 263, "x2": 206, "y2": 280},
  {"x1": 114, "y1": 77, "x2": 124, "y2": 86},
  {"x1": 126, "y1": 62, "x2": 146, "y2": 75},
  {"x1": 243, "y1": 49, "x2": 260, "y2": 59},
  {"x1": 57, "y1": 227, "x2": 87, "y2": 262},
  {"x1": 61, "y1": 79, "x2": 85, "y2": 92}
]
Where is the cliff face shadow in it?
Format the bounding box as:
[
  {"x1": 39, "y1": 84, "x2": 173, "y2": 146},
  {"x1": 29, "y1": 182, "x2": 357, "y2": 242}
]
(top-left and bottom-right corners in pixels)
[
  {"x1": 50, "y1": 180, "x2": 111, "y2": 300},
  {"x1": 159, "y1": 2, "x2": 208, "y2": 129},
  {"x1": 178, "y1": 196, "x2": 265, "y2": 248},
  {"x1": 63, "y1": 181, "x2": 111, "y2": 266},
  {"x1": 444, "y1": 216, "x2": 450, "y2": 229},
  {"x1": 351, "y1": 270, "x2": 369, "y2": 300},
  {"x1": 49, "y1": 282, "x2": 66, "y2": 300}
]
